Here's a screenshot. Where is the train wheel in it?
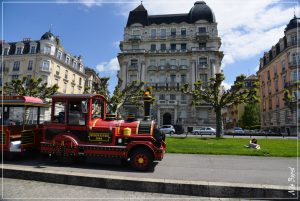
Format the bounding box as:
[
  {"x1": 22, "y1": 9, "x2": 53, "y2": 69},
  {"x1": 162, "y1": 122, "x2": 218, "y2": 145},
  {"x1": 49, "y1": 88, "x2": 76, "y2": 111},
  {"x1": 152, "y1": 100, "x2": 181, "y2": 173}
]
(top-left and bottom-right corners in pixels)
[
  {"x1": 57, "y1": 147, "x2": 76, "y2": 165},
  {"x1": 130, "y1": 148, "x2": 153, "y2": 171}
]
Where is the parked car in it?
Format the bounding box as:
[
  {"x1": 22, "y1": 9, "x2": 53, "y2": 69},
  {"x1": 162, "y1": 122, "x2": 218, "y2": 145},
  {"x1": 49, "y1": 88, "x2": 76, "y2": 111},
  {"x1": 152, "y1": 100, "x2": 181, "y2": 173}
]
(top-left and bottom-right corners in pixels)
[
  {"x1": 233, "y1": 127, "x2": 244, "y2": 134},
  {"x1": 193, "y1": 127, "x2": 216, "y2": 135},
  {"x1": 173, "y1": 125, "x2": 185, "y2": 134},
  {"x1": 160, "y1": 125, "x2": 175, "y2": 135}
]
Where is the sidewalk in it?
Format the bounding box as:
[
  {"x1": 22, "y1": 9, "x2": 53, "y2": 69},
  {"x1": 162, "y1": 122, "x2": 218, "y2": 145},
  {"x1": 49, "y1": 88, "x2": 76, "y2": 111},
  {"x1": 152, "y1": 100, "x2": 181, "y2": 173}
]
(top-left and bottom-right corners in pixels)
[{"x1": 2, "y1": 154, "x2": 299, "y2": 198}]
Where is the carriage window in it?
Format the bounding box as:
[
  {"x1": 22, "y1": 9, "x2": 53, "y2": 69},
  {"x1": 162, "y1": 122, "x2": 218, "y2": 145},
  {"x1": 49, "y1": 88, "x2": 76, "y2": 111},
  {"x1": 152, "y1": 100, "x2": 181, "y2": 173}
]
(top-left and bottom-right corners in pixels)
[
  {"x1": 1, "y1": 106, "x2": 39, "y2": 125},
  {"x1": 68, "y1": 101, "x2": 86, "y2": 125},
  {"x1": 92, "y1": 99, "x2": 104, "y2": 119},
  {"x1": 53, "y1": 102, "x2": 65, "y2": 123},
  {"x1": 24, "y1": 107, "x2": 38, "y2": 125}
]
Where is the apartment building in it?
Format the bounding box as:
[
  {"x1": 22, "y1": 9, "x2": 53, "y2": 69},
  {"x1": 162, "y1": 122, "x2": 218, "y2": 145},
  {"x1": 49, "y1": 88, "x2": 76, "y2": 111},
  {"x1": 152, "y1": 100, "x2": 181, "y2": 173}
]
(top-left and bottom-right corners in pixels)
[
  {"x1": 118, "y1": 1, "x2": 223, "y2": 127},
  {"x1": 84, "y1": 67, "x2": 101, "y2": 94},
  {"x1": 222, "y1": 75, "x2": 259, "y2": 129},
  {"x1": 0, "y1": 31, "x2": 86, "y2": 94},
  {"x1": 257, "y1": 15, "x2": 299, "y2": 134}
]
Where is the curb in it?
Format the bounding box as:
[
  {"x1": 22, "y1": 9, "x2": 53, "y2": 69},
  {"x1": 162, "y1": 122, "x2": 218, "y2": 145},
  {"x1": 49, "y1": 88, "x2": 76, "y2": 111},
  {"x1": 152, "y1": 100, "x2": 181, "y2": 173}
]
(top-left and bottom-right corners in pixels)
[{"x1": 2, "y1": 165, "x2": 299, "y2": 199}]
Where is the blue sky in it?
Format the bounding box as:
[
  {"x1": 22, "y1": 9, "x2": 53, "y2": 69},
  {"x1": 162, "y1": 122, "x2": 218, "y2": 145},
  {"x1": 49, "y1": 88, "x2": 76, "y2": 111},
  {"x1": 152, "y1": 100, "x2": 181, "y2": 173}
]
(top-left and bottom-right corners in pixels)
[{"x1": 2, "y1": 0, "x2": 299, "y2": 92}]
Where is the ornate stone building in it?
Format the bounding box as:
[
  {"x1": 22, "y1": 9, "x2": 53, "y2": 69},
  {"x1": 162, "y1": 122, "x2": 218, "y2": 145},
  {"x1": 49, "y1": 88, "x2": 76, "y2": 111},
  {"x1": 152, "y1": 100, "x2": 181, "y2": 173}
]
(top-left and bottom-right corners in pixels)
[
  {"x1": 118, "y1": 1, "x2": 223, "y2": 127},
  {"x1": 0, "y1": 30, "x2": 86, "y2": 94},
  {"x1": 84, "y1": 67, "x2": 101, "y2": 94},
  {"x1": 257, "y1": 15, "x2": 299, "y2": 134}
]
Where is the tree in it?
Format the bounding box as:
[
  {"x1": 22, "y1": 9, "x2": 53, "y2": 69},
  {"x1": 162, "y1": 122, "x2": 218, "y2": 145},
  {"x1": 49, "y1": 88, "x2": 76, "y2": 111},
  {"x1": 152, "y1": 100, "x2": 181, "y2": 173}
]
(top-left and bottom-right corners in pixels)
[
  {"x1": 182, "y1": 73, "x2": 259, "y2": 137},
  {"x1": 283, "y1": 80, "x2": 299, "y2": 126},
  {"x1": 93, "y1": 77, "x2": 145, "y2": 115},
  {"x1": 240, "y1": 103, "x2": 260, "y2": 129},
  {"x1": 2, "y1": 77, "x2": 59, "y2": 100}
]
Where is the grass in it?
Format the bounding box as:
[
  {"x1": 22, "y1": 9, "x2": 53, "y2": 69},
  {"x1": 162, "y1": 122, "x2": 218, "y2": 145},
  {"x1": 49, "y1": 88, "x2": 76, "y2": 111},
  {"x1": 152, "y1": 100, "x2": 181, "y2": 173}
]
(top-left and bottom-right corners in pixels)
[{"x1": 166, "y1": 137, "x2": 299, "y2": 157}]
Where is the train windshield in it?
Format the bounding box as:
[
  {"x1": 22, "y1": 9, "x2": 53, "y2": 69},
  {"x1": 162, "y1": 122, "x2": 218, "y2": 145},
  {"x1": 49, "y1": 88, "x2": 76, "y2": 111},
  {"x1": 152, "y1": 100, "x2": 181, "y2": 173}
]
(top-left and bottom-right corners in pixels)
[{"x1": 92, "y1": 98, "x2": 104, "y2": 119}]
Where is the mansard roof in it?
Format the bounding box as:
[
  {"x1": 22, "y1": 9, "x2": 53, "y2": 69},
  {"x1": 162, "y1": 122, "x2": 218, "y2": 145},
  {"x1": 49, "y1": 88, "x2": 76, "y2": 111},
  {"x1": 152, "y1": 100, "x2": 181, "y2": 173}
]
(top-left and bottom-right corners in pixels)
[{"x1": 126, "y1": 1, "x2": 215, "y2": 27}]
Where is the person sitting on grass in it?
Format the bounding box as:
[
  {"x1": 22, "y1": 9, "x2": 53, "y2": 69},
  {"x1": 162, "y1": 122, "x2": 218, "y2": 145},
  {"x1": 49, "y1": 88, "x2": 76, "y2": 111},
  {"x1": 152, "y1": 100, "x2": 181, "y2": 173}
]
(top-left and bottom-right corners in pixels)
[{"x1": 244, "y1": 138, "x2": 261, "y2": 150}]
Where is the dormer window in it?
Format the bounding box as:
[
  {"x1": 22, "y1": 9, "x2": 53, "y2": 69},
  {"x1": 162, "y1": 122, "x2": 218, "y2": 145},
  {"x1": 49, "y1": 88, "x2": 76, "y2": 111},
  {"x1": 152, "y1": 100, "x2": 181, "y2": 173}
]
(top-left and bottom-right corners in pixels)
[
  {"x1": 150, "y1": 29, "x2": 156, "y2": 39},
  {"x1": 3, "y1": 47, "x2": 9, "y2": 55},
  {"x1": 181, "y1": 28, "x2": 186, "y2": 37},
  {"x1": 16, "y1": 47, "x2": 23, "y2": 55},
  {"x1": 66, "y1": 56, "x2": 70, "y2": 64},
  {"x1": 72, "y1": 61, "x2": 76, "y2": 68},
  {"x1": 43, "y1": 46, "x2": 51, "y2": 54},
  {"x1": 30, "y1": 46, "x2": 36, "y2": 54},
  {"x1": 57, "y1": 51, "x2": 62, "y2": 60},
  {"x1": 160, "y1": 29, "x2": 166, "y2": 38},
  {"x1": 198, "y1": 27, "x2": 206, "y2": 33}
]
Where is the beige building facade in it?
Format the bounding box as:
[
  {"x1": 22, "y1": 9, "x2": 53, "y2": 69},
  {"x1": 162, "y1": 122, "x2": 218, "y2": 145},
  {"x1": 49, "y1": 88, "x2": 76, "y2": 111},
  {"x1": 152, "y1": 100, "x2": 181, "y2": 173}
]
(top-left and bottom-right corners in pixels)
[
  {"x1": 257, "y1": 15, "x2": 299, "y2": 134},
  {"x1": 0, "y1": 31, "x2": 86, "y2": 94},
  {"x1": 118, "y1": 1, "x2": 223, "y2": 127},
  {"x1": 222, "y1": 75, "x2": 259, "y2": 129},
  {"x1": 84, "y1": 67, "x2": 101, "y2": 94}
]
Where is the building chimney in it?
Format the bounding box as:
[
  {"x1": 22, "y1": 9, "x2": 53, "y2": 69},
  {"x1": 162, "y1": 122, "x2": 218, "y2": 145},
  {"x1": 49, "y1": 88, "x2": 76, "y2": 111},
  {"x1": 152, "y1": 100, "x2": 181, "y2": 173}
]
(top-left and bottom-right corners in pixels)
[{"x1": 23, "y1": 38, "x2": 32, "y2": 42}]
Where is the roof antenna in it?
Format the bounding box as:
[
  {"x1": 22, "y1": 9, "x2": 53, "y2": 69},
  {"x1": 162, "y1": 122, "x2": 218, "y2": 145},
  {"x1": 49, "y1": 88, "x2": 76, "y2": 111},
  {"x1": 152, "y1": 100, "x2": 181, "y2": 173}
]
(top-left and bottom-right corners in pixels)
[{"x1": 294, "y1": 6, "x2": 296, "y2": 18}]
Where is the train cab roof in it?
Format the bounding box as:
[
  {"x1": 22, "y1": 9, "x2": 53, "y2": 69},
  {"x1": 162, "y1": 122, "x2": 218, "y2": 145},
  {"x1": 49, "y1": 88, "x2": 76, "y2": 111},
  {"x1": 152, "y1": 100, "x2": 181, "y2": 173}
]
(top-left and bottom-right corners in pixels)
[
  {"x1": 51, "y1": 94, "x2": 107, "y2": 101},
  {"x1": 1, "y1": 95, "x2": 48, "y2": 107}
]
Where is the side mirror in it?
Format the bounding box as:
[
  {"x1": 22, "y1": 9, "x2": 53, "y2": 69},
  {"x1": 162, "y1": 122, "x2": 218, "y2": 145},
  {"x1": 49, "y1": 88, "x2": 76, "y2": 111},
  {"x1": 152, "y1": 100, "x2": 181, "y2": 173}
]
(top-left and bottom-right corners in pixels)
[{"x1": 81, "y1": 101, "x2": 87, "y2": 114}]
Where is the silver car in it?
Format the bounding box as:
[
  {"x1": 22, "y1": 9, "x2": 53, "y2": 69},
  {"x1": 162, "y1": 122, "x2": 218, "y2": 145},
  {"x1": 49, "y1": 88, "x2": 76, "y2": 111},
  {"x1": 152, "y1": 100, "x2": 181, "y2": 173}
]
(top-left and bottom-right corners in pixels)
[
  {"x1": 160, "y1": 125, "x2": 175, "y2": 135},
  {"x1": 193, "y1": 127, "x2": 216, "y2": 135}
]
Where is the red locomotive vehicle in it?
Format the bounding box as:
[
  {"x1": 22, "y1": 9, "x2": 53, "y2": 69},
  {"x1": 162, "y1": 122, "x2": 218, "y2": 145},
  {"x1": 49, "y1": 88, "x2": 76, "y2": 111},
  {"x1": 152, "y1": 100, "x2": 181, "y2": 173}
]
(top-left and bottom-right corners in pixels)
[
  {"x1": 1, "y1": 96, "x2": 48, "y2": 156},
  {"x1": 40, "y1": 93, "x2": 166, "y2": 171}
]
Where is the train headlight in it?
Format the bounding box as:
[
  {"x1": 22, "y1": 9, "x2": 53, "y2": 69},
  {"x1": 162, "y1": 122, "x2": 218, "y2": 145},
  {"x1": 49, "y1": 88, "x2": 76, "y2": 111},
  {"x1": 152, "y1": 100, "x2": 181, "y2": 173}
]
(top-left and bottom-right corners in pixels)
[{"x1": 9, "y1": 140, "x2": 21, "y2": 152}]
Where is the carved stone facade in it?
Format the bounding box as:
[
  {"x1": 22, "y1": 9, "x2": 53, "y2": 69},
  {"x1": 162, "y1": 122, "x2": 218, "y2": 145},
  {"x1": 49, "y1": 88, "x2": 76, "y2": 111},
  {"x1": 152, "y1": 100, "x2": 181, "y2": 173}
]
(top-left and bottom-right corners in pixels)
[{"x1": 118, "y1": 1, "x2": 223, "y2": 128}]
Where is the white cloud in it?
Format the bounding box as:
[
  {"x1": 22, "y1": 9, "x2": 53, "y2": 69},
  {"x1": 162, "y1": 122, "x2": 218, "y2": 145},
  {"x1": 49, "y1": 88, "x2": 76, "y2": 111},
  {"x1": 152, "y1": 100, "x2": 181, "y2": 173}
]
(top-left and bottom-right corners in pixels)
[
  {"x1": 75, "y1": 0, "x2": 103, "y2": 7},
  {"x1": 113, "y1": 0, "x2": 297, "y2": 69},
  {"x1": 221, "y1": 54, "x2": 235, "y2": 69},
  {"x1": 222, "y1": 81, "x2": 232, "y2": 90},
  {"x1": 96, "y1": 57, "x2": 120, "y2": 73},
  {"x1": 72, "y1": 0, "x2": 298, "y2": 71}
]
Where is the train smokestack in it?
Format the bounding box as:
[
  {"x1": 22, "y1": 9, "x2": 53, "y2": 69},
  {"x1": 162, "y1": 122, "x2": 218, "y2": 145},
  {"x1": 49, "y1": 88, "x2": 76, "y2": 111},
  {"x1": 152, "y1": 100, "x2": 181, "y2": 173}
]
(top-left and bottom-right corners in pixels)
[{"x1": 143, "y1": 91, "x2": 152, "y2": 121}]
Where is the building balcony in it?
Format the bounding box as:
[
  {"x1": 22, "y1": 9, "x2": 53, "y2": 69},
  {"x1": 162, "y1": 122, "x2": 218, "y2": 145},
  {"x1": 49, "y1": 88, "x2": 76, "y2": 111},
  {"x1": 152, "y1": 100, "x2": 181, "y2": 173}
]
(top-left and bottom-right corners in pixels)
[
  {"x1": 147, "y1": 65, "x2": 158, "y2": 71},
  {"x1": 157, "y1": 100, "x2": 177, "y2": 105},
  {"x1": 197, "y1": 64, "x2": 208, "y2": 69},
  {"x1": 168, "y1": 100, "x2": 177, "y2": 105},
  {"x1": 285, "y1": 80, "x2": 298, "y2": 88},
  {"x1": 287, "y1": 41, "x2": 299, "y2": 47},
  {"x1": 179, "y1": 100, "x2": 188, "y2": 105},
  {"x1": 158, "y1": 65, "x2": 166, "y2": 70},
  {"x1": 179, "y1": 65, "x2": 188, "y2": 70},
  {"x1": 166, "y1": 65, "x2": 178, "y2": 71},
  {"x1": 288, "y1": 61, "x2": 299, "y2": 69},
  {"x1": 128, "y1": 65, "x2": 138, "y2": 71},
  {"x1": 128, "y1": 35, "x2": 141, "y2": 41},
  {"x1": 195, "y1": 32, "x2": 209, "y2": 41},
  {"x1": 122, "y1": 49, "x2": 146, "y2": 53}
]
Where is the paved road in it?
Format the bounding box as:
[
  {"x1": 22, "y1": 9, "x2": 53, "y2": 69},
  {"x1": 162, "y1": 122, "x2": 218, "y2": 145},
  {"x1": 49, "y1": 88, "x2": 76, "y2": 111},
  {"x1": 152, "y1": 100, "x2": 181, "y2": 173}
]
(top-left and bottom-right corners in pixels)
[
  {"x1": 3, "y1": 153, "x2": 298, "y2": 187},
  {"x1": 2, "y1": 178, "x2": 209, "y2": 200}
]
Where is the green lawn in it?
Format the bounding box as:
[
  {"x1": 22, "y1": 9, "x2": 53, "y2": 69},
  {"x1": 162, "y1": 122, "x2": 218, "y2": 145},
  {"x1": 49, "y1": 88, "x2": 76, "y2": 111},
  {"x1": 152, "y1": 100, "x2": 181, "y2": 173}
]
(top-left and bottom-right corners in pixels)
[{"x1": 166, "y1": 137, "x2": 299, "y2": 157}]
